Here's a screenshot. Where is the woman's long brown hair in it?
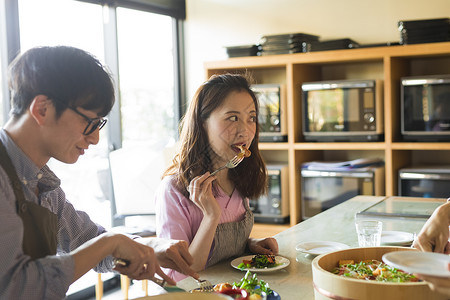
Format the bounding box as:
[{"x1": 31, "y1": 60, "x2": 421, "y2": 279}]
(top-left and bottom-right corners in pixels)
[{"x1": 163, "y1": 73, "x2": 267, "y2": 199}]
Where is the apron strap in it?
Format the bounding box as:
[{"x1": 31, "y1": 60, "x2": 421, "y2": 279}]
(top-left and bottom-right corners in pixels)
[
  {"x1": 0, "y1": 141, "x2": 27, "y2": 210},
  {"x1": 0, "y1": 140, "x2": 58, "y2": 259},
  {"x1": 207, "y1": 195, "x2": 254, "y2": 267}
]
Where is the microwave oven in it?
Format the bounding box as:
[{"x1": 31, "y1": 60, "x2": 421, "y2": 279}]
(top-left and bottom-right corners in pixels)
[
  {"x1": 252, "y1": 84, "x2": 288, "y2": 142},
  {"x1": 398, "y1": 166, "x2": 450, "y2": 198},
  {"x1": 249, "y1": 164, "x2": 289, "y2": 224},
  {"x1": 401, "y1": 75, "x2": 450, "y2": 142},
  {"x1": 302, "y1": 79, "x2": 384, "y2": 142},
  {"x1": 301, "y1": 166, "x2": 385, "y2": 219}
]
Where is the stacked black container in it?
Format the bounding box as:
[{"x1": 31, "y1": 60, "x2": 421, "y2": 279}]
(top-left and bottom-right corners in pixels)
[
  {"x1": 302, "y1": 38, "x2": 360, "y2": 52},
  {"x1": 226, "y1": 45, "x2": 260, "y2": 58},
  {"x1": 259, "y1": 33, "x2": 319, "y2": 55},
  {"x1": 399, "y1": 18, "x2": 450, "y2": 45}
]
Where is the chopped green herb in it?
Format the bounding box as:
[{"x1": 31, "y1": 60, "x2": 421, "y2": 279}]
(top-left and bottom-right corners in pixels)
[{"x1": 333, "y1": 259, "x2": 419, "y2": 282}]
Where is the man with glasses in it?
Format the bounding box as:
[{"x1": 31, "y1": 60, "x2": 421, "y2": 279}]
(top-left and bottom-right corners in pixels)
[
  {"x1": 0, "y1": 46, "x2": 197, "y2": 299},
  {"x1": 68, "y1": 107, "x2": 108, "y2": 135}
]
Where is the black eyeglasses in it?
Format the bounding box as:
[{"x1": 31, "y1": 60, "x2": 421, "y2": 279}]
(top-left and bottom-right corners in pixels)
[{"x1": 69, "y1": 107, "x2": 107, "y2": 135}]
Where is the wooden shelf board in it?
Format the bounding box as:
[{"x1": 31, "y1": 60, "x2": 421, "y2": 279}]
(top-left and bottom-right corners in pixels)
[
  {"x1": 205, "y1": 42, "x2": 450, "y2": 70},
  {"x1": 204, "y1": 57, "x2": 288, "y2": 69},
  {"x1": 259, "y1": 143, "x2": 290, "y2": 150},
  {"x1": 392, "y1": 142, "x2": 450, "y2": 150},
  {"x1": 293, "y1": 142, "x2": 386, "y2": 150}
]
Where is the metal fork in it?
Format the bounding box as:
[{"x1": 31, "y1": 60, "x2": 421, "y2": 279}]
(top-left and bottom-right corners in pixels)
[
  {"x1": 209, "y1": 154, "x2": 245, "y2": 177},
  {"x1": 195, "y1": 278, "x2": 214, "y2": 291},
  {"x1": 186, "y1": 153, "x2": 245, "y2": 193}
]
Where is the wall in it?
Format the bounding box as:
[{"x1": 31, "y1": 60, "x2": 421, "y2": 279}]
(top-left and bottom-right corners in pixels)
[{"x1": 184, "y1": 0, "x2": 450, "y2": 100}]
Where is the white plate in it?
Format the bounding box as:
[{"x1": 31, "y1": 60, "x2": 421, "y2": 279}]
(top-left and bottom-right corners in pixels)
[
  {"x1": 381, "y1": 231, "x2": 414, "y2": 245},
  {"x1": 230, "y1": 255, "x2": 290, "y2": 272},
  {"x1": 295, "y1": 241, "x2": 350, "y2": 256},
  {"x1": 383, "y1": 251, "x2": 450, "y2": 277}
]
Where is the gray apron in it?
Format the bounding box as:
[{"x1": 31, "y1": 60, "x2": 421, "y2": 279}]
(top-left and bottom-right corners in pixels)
[
  {"x1": 206, "y1": 196, "x2": 254, "y2": 267},
  {"x1": 0, "y1": 141, "x2": 58, "y2": 260}
]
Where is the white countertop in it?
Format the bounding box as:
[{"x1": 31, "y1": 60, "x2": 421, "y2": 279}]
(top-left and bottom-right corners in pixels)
[{"x1": 176, "y1": 195, "x2": 445, "y2": 299}]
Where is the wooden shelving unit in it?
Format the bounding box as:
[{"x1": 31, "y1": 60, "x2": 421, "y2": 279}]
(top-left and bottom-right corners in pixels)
[{"x1": 205, "y1": 42, "x2": 450, "y2": 233}]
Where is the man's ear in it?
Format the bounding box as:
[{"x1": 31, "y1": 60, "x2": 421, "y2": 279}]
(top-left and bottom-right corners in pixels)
[{"x1": 29, "y1": 95, "x2": 51, "y2": 125}]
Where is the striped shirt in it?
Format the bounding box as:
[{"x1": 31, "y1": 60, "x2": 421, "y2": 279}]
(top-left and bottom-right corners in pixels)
[
  {"x1": 155, "y1": 175, "x2": 247, "y2": 281},
  {"x1": 0, "y1": 129, "x2": 113, "y2": 300}
]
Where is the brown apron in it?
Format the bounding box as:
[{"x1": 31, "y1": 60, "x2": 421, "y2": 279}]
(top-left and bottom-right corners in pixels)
[
  {"x1": 206, "y1": 196, "x2": 254, "y2": 267},
  {"x1": 0, "y1": 141, "x2": 57, "y2": 260}
]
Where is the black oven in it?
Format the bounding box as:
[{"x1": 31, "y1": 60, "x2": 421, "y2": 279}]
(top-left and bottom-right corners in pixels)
[
  {"x1": 252, "y1": 84, "x2": 288, "y2": 142},
  {"x1": 399, "y1": 166, "x2": 450, "y2": 198},
  {"x1": 249, "y1": 164, "x2": 289, "y2": 224},
  {"x1": 301, "y1": 166, "x2": 385, "y2": 219},
  {"x1": 401, "y1": 75, "x2": 450, "y2": 141}
]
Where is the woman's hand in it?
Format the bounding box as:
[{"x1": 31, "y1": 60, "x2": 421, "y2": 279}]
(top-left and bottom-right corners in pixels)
[
  {"x1": 247, "y1": 237, "x2": 279, "y2": 255},
  {"x1": 186, "y1": 173, "x2": 222, "y2": 271},
  {"x1": 188, "y1": 173, "x2": 221, "y2": 219},
  {"x1": 415, "y1": 273, "x2": 450, "y2": 297},
  {"x1": 414, "y1": 202, "x2": 450, "y2": 253}
]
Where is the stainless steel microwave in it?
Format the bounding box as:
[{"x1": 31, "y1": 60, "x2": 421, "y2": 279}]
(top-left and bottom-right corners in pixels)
[
  {"x1": 302, "y1": 79, "x2": 384, "y2": 142},
  {"x1": 249, "y1": 164, "x2": 289, "y2": 224},
  {"x1": 401, "y1": 75, "x2": 450, "y2": 141},
  {"x1": 399, "y1": 166, "x2": 450, "y2": 198},
  {"x1": 301, "y1": 166, "x2": 385, "y2": 219},
  {"x1": 252, "y1": 84, "x2": 288, "y2": 142}
]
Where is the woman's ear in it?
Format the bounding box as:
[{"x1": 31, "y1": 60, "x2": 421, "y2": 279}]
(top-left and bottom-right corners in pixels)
[{"x1": 29, "y1": 95, "x2": 51, "y2": 125}]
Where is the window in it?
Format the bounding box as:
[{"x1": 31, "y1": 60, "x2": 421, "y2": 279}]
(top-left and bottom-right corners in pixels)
[
  {"x1": 117, "y1": 7, "x2": 177, "y2": 148},
  {"x1": 109, "y1": 8, "x2": 178, "y2": 219},
  {"x1": 18, "y1": 0, "x2": 112, "y2": 227},
  {"x1": 14, "y1": 0, "x2": 183, "y2": 227},
  {"x1": 18, "y1": 0, "x2": 104, "y2": 57}
]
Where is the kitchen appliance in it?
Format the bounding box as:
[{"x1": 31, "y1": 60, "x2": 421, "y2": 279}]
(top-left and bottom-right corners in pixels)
[
  {"x1": 398, "y1": 166, "x2": 450, "y2": 198},
  {"x1": 249, "y1": 164, "x2": 289, "y2": 224},
  {"x1": 302, "y1": 79, "x2": 384, "y2": 142},
  {"x1": 252, "y1": 84, "x2": 288, "y2": 142},
  {"x1": 401, "y1": 75, "x2": 450, "y2": 141},
  {"x1": 301, "y1": 165, "x2": 385, "y2": 219}
]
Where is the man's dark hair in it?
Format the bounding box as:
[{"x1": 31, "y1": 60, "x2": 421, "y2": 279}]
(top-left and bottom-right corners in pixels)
[{"x1": 8, "y1": 46, "x2": 115, "y2": 118}]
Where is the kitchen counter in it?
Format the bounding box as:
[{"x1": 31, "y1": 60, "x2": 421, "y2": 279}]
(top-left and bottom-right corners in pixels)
[{"x1": 176, "y1": 195, "x2": 445, "y2": 299}]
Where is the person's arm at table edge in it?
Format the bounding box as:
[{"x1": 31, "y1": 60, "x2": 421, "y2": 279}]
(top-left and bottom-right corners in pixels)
[{"x1": 413, "y1": 200, "x2": 450, "y2": 253}]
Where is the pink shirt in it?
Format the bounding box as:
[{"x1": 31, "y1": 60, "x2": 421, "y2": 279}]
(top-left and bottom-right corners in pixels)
[{"x1": 155, "y1": 175, "x2": 248, "y2": 281}]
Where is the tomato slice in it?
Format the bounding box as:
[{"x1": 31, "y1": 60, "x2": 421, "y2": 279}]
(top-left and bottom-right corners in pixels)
[{"x1": 217, "y1": 288, "x2": 249, "y2": 299}]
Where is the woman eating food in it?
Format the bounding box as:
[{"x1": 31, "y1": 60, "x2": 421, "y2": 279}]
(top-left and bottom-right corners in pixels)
[{"x1": 154, "y1": 73, "x2": 279, "y2": 281}]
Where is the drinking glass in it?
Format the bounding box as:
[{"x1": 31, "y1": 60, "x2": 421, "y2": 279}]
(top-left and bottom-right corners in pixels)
[{"x1": 355, "y1": 220, "x2": 382, "y2": 247}]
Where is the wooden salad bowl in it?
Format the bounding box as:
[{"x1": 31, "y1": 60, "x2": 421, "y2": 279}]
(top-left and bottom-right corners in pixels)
[{"x1": 311, "y1": 246, "x2": 446, "y2": 300}]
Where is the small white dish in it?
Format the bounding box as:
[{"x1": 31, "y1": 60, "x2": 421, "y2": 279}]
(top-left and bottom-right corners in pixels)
[
  {"x1": 295, "y1": 241, "x2": 350, "y2": 256},
  {"x1": 381, "y1": 231, "x2": 414, "y2": 246},
  {"x1": 383, "y1": 251, "x2": 450, "y2": 277},
  {"x1": 230, "y1": 255, "x2": 290, "y2": 273}
]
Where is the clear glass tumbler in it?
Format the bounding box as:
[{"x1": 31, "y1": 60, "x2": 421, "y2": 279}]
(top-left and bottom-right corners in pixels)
[{"x1": 355, "y1": 220, "x2": 382, "y2": 247}]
